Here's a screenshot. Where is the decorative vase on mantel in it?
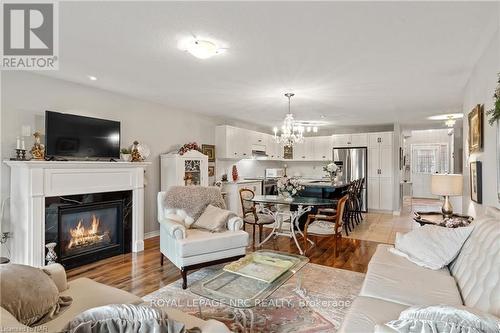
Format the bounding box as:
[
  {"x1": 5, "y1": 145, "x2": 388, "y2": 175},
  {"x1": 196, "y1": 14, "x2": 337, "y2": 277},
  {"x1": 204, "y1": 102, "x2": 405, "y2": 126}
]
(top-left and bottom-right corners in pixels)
[{"x1": 45, "y1": 242, "x2": 57, "y2": 265}]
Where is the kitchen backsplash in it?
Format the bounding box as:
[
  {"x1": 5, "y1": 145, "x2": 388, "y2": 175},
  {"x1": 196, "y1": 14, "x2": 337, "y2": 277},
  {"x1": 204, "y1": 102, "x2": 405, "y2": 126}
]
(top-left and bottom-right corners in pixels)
[{"x1": 216, "y1": 159, "x2": 329, "y2": 180}]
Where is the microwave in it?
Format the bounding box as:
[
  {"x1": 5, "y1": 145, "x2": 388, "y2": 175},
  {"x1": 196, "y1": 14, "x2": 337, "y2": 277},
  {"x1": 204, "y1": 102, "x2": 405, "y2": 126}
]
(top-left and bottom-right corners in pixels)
[{"x1": 265, "y1": 168, "x2": 285, "y2": 178}]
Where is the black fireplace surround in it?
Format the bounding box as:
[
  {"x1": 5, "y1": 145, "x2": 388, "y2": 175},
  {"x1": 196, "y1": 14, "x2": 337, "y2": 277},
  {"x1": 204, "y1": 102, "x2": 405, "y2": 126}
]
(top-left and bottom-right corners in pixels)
[{"x1": 45, "y1": 191, "x2": 132, "y2": 269}]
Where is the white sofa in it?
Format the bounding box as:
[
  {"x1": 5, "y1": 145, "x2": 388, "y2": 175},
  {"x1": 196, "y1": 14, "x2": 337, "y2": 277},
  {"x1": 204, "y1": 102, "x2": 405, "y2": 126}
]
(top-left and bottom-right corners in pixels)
[
  {"x1": 339, "y1": 207, "x2": 500, "y2": 332},
  {"x1": 157, "y1": 191, "x2": 249, "y2": 289},
  {"x1": 0, "y1": 264, "x2": 230, "y2": 332}
]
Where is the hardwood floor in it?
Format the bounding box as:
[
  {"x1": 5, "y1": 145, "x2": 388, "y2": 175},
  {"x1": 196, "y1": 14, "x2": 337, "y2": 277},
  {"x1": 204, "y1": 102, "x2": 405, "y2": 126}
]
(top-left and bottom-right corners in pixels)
[{"x1": 68, "y1": 228, "x2": 381, "y2": 297}]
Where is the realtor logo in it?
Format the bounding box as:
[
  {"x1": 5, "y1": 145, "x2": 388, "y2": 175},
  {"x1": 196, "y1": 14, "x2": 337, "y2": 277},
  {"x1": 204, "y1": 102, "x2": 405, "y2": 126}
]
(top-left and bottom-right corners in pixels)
[{"x1": 1, "y1": 2, "x2": 58, "y2": 70}]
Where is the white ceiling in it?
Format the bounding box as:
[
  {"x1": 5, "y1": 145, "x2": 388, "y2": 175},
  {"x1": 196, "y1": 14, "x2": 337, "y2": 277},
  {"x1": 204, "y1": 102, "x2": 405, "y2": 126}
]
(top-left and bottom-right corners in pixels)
[{"x1": 41, "y1": 1, "x2": 499, "y2": 131}]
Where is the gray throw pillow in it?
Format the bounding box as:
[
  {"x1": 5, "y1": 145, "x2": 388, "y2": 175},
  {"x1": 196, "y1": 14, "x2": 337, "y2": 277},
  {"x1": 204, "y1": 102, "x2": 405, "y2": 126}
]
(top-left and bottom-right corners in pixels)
[
  {"x1": 63, "y1": 304, "x2": 201, "y2": 333},
  {"x1": 0, "y1": 263, "x2": 72, "y2": 326},
  {"x1": 193, "y1": 204, "x2": 236, "y2": 232},
  {"x1": 386, "y1": 305, "x2": 500, "y2": 333}
]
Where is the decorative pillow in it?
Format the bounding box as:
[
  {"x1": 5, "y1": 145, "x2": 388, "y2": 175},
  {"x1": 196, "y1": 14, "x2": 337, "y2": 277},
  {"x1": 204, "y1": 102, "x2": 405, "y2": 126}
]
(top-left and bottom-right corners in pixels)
[
  {"x1": 63, "y1": 304, "x2": 200, "y2": 333},
  {"x1": 193, "y1": 204, "x2": 236, "y2": 232},
  {"x1": 164, "y1": 186, "x2": 226, "y2": 228},
  {"x1": 389, "y1": 224, "x2": 474, "y2": 270},
  {"x1": 385, "y1": 305, "x2": 500, "y2": 333},
  {"x1": 0, "y1": 263, "x2": 72, "y2": 326}
]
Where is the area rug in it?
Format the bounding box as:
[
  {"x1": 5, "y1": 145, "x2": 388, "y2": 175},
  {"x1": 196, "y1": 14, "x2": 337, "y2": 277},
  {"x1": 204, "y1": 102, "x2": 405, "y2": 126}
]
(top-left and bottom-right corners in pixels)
[{"x1": 143, "y1": 263, "x2": 365, "y2": 332}]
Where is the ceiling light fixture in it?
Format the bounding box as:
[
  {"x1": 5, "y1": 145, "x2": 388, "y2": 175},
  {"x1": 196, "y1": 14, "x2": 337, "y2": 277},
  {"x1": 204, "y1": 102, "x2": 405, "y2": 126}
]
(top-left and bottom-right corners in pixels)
[
  {"x1": 445, "y1": 116, "x2": 456, "y2": 128},
  {"x1": 273, "y1": 93, "x2": 304, "y2": 147},
  {"x1": 179, "y1": 36, "x2": 226, "y2": 60},
  {"x1": 427, "y1": 113, "x2": 463, "y2": 121},
  {"x1": 87, "y1": 75, "x2": 97, "y2": 81}
]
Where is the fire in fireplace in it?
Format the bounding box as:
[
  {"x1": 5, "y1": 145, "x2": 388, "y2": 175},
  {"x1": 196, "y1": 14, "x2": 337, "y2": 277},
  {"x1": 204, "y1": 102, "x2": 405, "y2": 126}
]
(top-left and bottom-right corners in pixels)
[{"x1": 57, "y1": 200, "x2": 124, "y2": 268}]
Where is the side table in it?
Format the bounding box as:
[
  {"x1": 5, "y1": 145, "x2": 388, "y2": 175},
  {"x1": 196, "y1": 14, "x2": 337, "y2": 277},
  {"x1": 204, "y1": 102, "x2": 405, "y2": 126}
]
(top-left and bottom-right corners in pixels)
[{"x1": 413, "y1": 211, "x2": 473, "y2": 228}]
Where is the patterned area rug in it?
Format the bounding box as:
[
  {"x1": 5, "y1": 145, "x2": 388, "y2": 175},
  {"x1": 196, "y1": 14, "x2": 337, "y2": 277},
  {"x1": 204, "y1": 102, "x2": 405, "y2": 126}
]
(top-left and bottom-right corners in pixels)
[{"x1": 143, "y1": 263, "x2": 365, "y2": 332}]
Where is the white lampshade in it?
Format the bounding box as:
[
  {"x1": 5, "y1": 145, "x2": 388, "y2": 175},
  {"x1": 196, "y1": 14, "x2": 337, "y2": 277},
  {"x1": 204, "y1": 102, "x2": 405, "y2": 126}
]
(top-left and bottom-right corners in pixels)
[{"x1": 431, "y1": 174, "x2": 463, "y2": 196}]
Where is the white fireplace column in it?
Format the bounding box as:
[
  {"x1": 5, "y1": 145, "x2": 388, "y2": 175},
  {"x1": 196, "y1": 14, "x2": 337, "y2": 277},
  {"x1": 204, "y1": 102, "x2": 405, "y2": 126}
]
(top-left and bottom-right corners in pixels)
[{"x1": 3, "y1": 160, "x2": 150, "y2": 267}]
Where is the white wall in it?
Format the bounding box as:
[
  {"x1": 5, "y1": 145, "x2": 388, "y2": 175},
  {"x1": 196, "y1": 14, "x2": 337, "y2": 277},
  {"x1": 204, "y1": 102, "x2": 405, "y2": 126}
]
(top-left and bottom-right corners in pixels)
[
  {"x1": 462, "y1": 15, "x2": 500, "y2": 217},
  {"x1": 1, "y1": 72, "x2": 220, "y2": 235}
]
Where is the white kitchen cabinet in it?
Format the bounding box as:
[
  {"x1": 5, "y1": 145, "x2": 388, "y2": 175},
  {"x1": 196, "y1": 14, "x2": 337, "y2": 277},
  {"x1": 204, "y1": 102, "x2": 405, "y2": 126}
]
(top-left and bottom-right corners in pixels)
[
  {"x1": 160, "y1": 150, "x2": 208, "y2": 190},
  {"x1": 367, "y1": 131, "x2": 394, "y2": 211},
  {"x1": 293, "y1": 137, "x2": 315, "y2": 160},
  {"x1": 312, "y1": 136, "x2": 332, "y2": 160},
  {"x1": 215, "y1": 125, "x2": 252, "y2": 159},
  {"x1": 332, "y1": 134, "x2": 351, "y2": 147},
  {"x1": 350, "y1": 133, "x2": 368, "y2": 146},
  {"x1": 368, "y1": 132, "x2": 393, "y2": 148},
  {"x1": 222, "y1": 181, "x2": 262, "y2": 216},
  {"x1": 332, "y1": 133, "x2": 368, "y2": 147}
]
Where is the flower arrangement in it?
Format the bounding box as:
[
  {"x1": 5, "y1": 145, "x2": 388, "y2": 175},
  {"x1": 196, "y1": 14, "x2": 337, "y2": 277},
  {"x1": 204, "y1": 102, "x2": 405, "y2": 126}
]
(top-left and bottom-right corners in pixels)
[
  {"x1": 277, "y1": 176, "x2": 304, "y2": 198},
  {"x1": 178, "y1": 142, "x2": 201, "y2": 155},
  {"x1": 323, "y1": 162, "x2": 339, "y2": 181},
  {"x1": 486, "y1": 73, "x2": 500, "y2": 125}
]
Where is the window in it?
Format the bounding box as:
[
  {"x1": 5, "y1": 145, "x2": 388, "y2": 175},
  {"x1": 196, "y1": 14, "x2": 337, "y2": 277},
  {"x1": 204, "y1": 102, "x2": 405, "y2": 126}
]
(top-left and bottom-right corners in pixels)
[{"x1": 411, "y1": 144, "x2": 449, "y2": 174}]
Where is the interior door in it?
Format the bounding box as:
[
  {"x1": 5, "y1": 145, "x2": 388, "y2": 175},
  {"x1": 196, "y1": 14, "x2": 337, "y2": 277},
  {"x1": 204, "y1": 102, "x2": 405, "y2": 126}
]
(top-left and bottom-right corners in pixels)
[{"x1": 411, "y1": 144, "x2": 448, "y2": 198}]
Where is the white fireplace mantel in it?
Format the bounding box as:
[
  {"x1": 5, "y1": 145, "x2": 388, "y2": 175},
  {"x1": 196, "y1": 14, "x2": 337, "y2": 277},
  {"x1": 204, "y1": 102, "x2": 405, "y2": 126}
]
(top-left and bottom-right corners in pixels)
[{"x1": 4, "y1": 160, "x2": 151, "y2": 266}]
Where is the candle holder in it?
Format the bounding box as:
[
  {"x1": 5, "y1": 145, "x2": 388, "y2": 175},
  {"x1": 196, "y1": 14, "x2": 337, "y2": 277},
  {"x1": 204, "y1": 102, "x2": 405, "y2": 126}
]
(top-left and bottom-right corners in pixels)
[{"x1": 11, "y1": 149, "x2": 28, "y2": 161}]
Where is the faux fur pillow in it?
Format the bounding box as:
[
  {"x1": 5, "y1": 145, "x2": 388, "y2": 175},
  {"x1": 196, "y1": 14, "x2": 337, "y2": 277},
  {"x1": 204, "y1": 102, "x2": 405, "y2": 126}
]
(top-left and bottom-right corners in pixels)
[
  {"x1": 164, "y1": 186, "x2": 226, "y2": 227},
  {"x1": 0, "y1": 263, "x2": 72, "y2": 326},
  {"x1": 63, "y1": 304, "x2": 201, "y2": 333},
  {"x1": 385, "y1": 305, "x2": 500, "y2": 333}
]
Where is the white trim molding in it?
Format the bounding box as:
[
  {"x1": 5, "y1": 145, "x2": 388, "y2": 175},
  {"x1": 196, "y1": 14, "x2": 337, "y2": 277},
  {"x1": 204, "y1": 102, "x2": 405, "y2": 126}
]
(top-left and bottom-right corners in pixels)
[{"x1": 3, "y1": 160, "x2": 150, "y2": 266}]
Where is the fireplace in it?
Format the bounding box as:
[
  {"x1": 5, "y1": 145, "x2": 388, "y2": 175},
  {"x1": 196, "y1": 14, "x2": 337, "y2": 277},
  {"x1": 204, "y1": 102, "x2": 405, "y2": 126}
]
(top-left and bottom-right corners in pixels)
[
  {"x1": 58, "y1": 201, "x2": 123, "y2": 267},
  {"x1": 45, "y1": 191, "x2": 132, "y2": 269}
]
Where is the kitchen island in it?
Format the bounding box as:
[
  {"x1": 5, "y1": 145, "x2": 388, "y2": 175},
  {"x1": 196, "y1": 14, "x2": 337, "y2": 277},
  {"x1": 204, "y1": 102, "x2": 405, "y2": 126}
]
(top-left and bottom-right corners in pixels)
[{"x1": 299, "y1": 180, "x2": 350, "y2": 200}]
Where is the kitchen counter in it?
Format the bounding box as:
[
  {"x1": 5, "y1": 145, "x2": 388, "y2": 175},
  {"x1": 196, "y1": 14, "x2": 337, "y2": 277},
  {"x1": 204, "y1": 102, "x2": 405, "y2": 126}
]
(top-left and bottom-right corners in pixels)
[
  {"x1": 299, "y1": 180, "x2": 350, "y2": 188},
  {"x1": 221, "y1": 179, "x2": 263, "y2": 185}
]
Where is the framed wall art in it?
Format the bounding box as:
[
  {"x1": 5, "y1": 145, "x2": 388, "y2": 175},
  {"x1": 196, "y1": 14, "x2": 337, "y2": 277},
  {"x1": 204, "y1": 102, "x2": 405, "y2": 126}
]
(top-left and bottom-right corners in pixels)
[
  {"x1": 470, "y1": 161, "x2": 482, "y2": 204},
  {"x1": 468, "y1": 104, "x2": 483, "y2": 154},
  {"x1": 201, "y1": 144, "x2": 215, "y2": 162}
]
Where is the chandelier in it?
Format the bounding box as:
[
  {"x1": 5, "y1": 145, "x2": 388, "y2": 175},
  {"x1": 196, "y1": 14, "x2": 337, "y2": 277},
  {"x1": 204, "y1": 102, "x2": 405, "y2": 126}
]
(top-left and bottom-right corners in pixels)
[{"x1": 273, "y1": 93, "x2": 305, "y2": 147}]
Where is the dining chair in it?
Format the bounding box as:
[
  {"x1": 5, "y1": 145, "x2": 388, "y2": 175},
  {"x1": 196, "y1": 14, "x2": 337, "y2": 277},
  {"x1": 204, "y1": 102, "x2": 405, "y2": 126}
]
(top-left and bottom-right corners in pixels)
[
  {"x1": 239, "y1": 188, "x2": 275, "y2": 248},
  {"x1": 303, "y1": 195, "x2": 349, "y2": 253}
]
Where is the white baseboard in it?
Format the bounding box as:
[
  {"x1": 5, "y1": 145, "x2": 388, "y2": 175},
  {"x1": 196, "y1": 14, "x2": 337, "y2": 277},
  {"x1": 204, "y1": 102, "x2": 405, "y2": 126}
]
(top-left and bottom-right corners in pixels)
[{"x1": 144, "y1": 230, "x2": 160, "y2": 239}]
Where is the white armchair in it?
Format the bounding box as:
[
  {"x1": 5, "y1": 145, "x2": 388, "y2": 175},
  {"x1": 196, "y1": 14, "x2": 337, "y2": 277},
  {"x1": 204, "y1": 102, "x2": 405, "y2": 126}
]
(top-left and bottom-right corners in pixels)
[{"x1": 157, "y1": 191, "x2": 249, "y2": 289}]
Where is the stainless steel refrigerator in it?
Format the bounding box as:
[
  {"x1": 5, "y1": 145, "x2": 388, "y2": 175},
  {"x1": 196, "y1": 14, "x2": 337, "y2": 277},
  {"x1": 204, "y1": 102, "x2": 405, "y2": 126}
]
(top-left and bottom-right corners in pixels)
[{"x1": 333, "y1": 147, "x2": 368, "y2": 212}]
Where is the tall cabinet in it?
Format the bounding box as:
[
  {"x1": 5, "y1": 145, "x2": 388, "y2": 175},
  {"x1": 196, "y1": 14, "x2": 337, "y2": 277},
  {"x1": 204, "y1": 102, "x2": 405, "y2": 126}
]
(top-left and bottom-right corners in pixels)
[
  {"x1": 160, "y1": 150, "x2": 208, "y2": 190},
  {"x1": 367, "y1": 132, "x2": 394, "y2": 211}
]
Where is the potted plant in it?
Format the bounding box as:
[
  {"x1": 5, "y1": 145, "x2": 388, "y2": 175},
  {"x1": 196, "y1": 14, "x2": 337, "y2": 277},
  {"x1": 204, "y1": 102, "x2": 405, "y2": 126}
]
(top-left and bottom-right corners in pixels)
[
  {"x1": 277, "y1": 176, "x2": 304, "y2": 201},
  {"x1": 486, "y1": 73, "x2": 500, "y2": 125},
  {"x1": 120, "y1": 148, "x2": 131, "y2": 161}
]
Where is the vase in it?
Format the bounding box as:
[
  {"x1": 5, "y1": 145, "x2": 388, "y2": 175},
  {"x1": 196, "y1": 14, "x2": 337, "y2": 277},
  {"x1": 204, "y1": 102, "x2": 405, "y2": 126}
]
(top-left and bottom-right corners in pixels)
[
  {"x1": 279, "y1": 191, "x2": 294, "y2": 201},
  {"x1": 120, "y1": 153, "x2": 131, "y2": 162},
  {"x1": 232, "y1": 165, "x2": 239, "y2": 182},
  {"x1": 45, "y1": 242, "x2": 57, "y2": 265}
]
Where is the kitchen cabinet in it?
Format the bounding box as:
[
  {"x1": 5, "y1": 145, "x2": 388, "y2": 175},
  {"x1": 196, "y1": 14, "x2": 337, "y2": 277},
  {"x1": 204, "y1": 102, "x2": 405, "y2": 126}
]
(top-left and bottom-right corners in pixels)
[
  {"x1": 332, "y1": 133, "x2": 368, "y2": 147},
  {"x1": 215, "y1": 125, "x2": 252, "y2": 159},
  {"x1": 222, "y1": 181, "x2": 262, "y2": 215},
  {"x1": 293, "y1": 137, "x2": 315, "y2": 160},
  {"x1": 312, "y1": 136, "x2": 332, "y2": 160},
  {"x1": 367, "y1": 131, "x2": 394, "y2": 211},
  {"x1": 160, "y1": 150, "x2": 208, "y2": 190}
]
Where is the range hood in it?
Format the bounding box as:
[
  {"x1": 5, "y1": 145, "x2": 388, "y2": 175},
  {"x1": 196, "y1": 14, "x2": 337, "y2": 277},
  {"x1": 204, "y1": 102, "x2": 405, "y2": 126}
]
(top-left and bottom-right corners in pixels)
[{"x1": 251, "y1": 144, "x2": 268, "y2": 158}]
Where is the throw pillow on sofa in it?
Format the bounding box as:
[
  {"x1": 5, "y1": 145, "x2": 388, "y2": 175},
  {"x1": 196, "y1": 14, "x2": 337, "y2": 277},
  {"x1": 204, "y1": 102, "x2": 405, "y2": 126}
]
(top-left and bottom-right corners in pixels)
[
  {"x1": 389, "y1": 224, "x2": 474, "y2": 270},
  {"x1": 63, "y1": 304, "x2": 201, "y2": 333},
  {"x1": 384, "y1": 305, "x2": 500, "y2": 333},
  {"x1": 0, "y1": 263, "x2": 73, "y2": 326},
  {"x1": 193, "y1": 204, "x2": 236, "y2": 232}
]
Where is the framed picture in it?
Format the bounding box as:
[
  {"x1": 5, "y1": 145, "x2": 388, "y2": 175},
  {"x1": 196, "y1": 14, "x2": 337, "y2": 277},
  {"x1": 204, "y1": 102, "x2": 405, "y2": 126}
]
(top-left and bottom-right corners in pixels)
[
  {"x1": 201, "y1": 144, "x2": 215, "y2": 162},
  {"x1": 283, "y1": 146, "x2": 293, "y2": 159},
  {"x1": 470, "y1": 161, "x2": 482, "y2": 204},
  {"x1": 468, "y1": 104, "x2": 483, "y2": 153},
  {"x1": 208, "y1": 165, "x2": 215, "y2": 177}
]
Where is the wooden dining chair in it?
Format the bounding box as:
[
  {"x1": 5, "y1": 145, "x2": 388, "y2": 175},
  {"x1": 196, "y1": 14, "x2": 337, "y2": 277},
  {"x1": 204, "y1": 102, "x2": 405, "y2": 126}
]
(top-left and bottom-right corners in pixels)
[
  {"x1": 239, "y1": 188, "x2": 275, "y2": 249},
  {"x1": 303, "y1": 195, "x2": 349, "y2": 253}
]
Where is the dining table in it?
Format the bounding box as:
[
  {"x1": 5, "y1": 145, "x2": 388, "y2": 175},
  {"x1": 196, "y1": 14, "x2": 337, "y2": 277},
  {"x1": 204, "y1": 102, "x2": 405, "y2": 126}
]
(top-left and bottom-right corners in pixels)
[{"x1": 248, "y1": 195, "x2": 336, "y2": 255}]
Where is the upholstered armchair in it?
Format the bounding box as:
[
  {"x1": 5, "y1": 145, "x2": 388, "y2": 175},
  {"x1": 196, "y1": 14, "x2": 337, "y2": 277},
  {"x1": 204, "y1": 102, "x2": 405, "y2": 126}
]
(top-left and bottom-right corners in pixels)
[{"x1": 157, "y1": 190, "x2": 249, "y2": 289}]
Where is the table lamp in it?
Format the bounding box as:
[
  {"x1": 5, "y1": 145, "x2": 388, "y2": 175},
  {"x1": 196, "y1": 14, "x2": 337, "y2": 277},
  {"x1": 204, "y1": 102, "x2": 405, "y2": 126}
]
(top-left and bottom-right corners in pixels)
[{"x1": 431, "y1": 174, "x2": 463, "y2": 218}]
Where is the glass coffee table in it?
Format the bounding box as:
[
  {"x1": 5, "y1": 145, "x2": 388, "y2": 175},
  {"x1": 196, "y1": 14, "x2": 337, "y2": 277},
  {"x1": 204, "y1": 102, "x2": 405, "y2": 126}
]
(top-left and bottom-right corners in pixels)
[{"x1": 190, "y1": 250, "x2": 309, "y2": 309}]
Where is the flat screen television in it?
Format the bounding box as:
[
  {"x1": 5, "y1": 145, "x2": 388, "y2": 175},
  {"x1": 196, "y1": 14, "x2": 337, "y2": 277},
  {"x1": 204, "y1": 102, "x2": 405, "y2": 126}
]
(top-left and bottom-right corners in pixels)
[{"x1": 45, "y1": 111, "x2": 120, "y2": 159}]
